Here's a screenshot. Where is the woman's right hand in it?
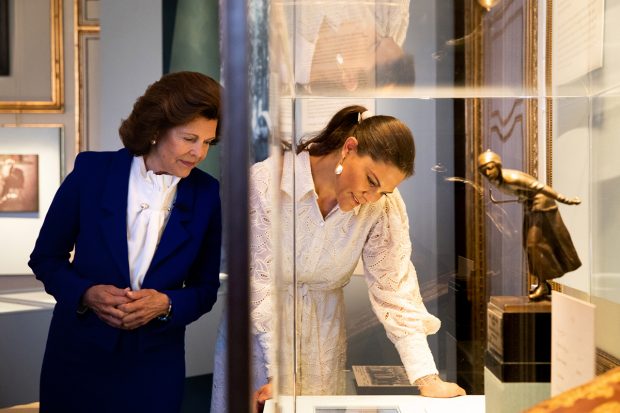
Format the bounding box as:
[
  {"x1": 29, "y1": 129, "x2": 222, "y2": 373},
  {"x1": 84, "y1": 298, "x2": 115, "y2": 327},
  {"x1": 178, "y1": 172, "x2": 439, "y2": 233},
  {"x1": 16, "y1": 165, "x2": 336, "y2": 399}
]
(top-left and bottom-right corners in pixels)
[
  {"x1": 82, "y1": 285, "x2": 133, "y2": 328},
  {"x1": 253, "y1": 382, "x2": 273, "y2": 413}
]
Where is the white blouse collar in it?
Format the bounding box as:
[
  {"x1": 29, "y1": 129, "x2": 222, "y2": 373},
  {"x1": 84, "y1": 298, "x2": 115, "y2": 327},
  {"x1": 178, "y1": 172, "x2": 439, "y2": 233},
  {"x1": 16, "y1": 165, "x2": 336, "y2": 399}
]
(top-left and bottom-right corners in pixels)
[
  {"x1": 281, "y1": 150, "x2": 361, "y2": 215},
  {"x1": 135, "y1": 156, "x2": 181, "y2": 192}
]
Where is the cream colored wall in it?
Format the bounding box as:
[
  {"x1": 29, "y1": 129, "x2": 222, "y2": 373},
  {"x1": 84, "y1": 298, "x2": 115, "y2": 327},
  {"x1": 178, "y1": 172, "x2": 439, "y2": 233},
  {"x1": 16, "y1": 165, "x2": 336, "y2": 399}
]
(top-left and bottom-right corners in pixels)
[
  {"x1": 0, "y1": 0, "x2": 77, "y2": 275},
  {"x1": 98, "y1": 0, "x2": 162, "y2": 151}
]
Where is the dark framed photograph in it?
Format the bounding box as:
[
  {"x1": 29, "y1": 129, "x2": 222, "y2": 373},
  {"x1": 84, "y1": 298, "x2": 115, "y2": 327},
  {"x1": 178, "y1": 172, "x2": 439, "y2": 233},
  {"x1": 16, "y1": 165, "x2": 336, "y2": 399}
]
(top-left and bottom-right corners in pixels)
[
  {"x1": 0, "y1": 0, "x2": 8, "y2": 76},
  {"x1": 0, "y1": 154, "x2": 38, "y2": 212}
]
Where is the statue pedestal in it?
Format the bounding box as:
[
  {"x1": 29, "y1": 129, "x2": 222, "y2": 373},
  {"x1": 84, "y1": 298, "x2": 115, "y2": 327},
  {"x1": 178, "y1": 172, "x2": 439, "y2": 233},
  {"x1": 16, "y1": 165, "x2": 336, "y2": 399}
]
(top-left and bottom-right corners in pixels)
[
  {"x1": 486, "y1": 296, "x2": 551, "y2": 382},
  {"x1": 484, "y1": 296, "x2": 551, "y2": 413}
]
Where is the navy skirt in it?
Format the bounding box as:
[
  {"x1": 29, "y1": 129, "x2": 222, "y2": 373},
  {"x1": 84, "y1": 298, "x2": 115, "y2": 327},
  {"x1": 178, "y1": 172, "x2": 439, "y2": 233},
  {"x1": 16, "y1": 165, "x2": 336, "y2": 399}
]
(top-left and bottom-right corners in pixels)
[{"x1": 39, "y1": 317, "x2": 185, "y2": 413}]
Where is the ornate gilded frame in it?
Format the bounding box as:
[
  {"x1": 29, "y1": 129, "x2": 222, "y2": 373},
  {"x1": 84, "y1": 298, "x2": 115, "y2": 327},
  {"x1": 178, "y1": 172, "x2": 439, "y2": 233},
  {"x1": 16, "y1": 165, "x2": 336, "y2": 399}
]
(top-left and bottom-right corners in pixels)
[
  {"x1": 74, "y1": 0, "x2": 100, "y2": 152},
  {"x1": 464, "y1": 0, "x2": 540, "y2": 392},
  {"x1": 0, "y1": 0, "x2": 64, "y2": 113},
  {"x1": 545, "y1": 0, "x2": 554, "y2": 185}
]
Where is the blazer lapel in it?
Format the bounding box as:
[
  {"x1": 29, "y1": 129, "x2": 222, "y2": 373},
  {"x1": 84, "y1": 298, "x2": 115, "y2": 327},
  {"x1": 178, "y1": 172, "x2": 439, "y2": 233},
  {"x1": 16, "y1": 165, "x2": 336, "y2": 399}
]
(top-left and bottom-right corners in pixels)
[
  {"x1": 147, "y1": 176, "x2": 194, "y2": 272},
  {"x1": 100, "y1": 149, "x2": 132, "y2": 285}
]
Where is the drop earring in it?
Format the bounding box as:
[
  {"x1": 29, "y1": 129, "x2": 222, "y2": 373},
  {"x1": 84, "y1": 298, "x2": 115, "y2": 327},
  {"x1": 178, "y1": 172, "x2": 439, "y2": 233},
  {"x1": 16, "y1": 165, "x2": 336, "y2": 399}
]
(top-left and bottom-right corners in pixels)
[
  {"x1": 335, "y1": 161, "x2": 344, "y2": 175},
  {"x1": 151, "y1": 140, "x2": 157, "y2": 145}
]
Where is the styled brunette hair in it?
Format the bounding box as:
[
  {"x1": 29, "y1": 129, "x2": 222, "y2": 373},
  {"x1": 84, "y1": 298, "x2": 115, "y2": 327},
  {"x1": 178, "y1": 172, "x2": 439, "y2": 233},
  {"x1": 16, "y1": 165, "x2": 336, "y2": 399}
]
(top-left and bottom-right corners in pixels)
[
  {"x1": 119, "y1": 71, "x2": 222, "y2": 155},
  {"x1": 296, "y1": 105, "x2": 415, "y2": 177}
]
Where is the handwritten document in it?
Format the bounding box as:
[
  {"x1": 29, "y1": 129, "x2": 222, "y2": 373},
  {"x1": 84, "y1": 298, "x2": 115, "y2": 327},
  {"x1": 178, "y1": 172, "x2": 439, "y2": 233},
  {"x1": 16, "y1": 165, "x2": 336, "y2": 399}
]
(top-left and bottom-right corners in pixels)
[{"x1": 551, "y1": 290, "x2": 596, "y2": 396}]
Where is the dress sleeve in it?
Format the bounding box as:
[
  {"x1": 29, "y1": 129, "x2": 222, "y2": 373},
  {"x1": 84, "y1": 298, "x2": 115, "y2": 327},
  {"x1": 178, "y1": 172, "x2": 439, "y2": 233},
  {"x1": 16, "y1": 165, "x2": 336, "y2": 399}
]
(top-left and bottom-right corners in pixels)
[
  {"x1": 248, "y1": 161, "x2": 276, "y2": 377},
  {"x1": 362, "y1": 189, "x2": 441, "y2": 383}
]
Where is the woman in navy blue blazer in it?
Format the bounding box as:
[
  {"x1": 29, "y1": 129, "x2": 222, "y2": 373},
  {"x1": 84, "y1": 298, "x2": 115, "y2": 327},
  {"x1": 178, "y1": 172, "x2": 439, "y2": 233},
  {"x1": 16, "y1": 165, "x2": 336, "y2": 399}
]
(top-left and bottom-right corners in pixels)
[{"x1": 29, "y1": 71, "x2": 222, "y2": 413}]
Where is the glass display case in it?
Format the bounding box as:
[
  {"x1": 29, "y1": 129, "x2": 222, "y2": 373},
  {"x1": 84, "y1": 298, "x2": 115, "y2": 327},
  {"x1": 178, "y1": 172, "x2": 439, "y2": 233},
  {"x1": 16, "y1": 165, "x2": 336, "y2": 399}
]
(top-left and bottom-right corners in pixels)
[
  {"x1": 550, "y1": 0, "x2": 620, "y2": 386},
  {"x1": 243, "y1": 0, "x2": 620, "y2": 412}
]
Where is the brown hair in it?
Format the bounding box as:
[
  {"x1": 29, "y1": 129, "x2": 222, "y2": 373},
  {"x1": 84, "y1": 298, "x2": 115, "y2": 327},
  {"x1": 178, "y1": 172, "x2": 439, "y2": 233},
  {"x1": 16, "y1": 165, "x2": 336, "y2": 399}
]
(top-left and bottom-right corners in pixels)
[
  {"x1": 296, "y1": 105, "x2": 415, "y2": 176},
  {"x1": 119, "y1": 71, "x2": 222, "y2": 155}
]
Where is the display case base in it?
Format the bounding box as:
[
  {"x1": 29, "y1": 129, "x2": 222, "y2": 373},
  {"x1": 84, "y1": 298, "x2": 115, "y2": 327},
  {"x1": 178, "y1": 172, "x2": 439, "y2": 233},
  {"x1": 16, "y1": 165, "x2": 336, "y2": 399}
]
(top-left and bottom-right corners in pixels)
[
  {"x1": 484, "y1": 367, "x2": 550, "y2": 413},
  {"x1": 485, "y1": 350, "x2": 550, "y2": 382}
]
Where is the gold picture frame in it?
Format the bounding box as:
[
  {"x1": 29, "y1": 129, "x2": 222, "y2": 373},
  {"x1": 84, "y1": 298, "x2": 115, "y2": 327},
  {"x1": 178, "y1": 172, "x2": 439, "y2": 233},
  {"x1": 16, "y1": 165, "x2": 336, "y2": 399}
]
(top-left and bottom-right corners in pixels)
[
  {"x1": 74, "y1": 0, "x2": 100, "y2": 152},
  {"x1": 77, "y1": 0, "x2": 99, "y2": 27},
  {"x1": 462, "y1": 0, "x2": 541, "y2": 393},
  {"x1": 0, "y1": 0, "x2": 64, "y2": 113}
]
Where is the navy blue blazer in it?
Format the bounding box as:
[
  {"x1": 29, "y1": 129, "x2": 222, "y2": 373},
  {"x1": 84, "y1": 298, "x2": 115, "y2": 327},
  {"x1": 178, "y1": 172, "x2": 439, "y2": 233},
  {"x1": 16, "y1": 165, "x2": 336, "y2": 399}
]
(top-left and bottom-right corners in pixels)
[{"x1": 29, "y1": 148, "x2": 222, "y2": 352}]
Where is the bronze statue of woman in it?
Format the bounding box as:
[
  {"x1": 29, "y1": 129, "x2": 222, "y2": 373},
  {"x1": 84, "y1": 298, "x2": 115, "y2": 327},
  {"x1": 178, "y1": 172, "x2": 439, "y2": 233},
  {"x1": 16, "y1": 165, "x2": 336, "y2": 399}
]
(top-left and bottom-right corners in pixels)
[{"x1": 478, "y1": 150, "x2": 581, "y2": 301}]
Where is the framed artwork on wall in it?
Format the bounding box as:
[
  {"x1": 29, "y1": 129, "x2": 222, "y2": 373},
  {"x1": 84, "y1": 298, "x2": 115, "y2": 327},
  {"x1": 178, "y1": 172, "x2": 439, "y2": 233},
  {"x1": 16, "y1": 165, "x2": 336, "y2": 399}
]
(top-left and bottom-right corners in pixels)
[
  {"x1": 0, "y1": 125, "x2": 63, "y2": 275},
  {"x1": 0, "y1": 0, "x2": 63, "y2": 113},
  {"x1": 0, "y1": 154, "x2": 38, "y2": 212}
]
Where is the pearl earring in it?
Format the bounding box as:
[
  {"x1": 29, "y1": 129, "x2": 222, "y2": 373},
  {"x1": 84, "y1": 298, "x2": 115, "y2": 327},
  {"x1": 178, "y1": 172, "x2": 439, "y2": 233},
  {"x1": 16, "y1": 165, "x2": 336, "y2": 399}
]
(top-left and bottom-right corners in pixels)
[
  {"x1": 335, "y1": 162, "x2": 344, "y2": 175},
  {"x1": 151, "y1": 140, "x2": 157, "y2": 145}
]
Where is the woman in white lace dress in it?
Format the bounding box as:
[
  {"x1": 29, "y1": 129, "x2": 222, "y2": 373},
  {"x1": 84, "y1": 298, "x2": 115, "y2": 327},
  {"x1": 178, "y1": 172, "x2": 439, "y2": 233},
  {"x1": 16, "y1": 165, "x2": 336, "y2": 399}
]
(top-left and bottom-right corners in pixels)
[{"x1": 211, "y1": 105, "x2": 464, "y2": 413}]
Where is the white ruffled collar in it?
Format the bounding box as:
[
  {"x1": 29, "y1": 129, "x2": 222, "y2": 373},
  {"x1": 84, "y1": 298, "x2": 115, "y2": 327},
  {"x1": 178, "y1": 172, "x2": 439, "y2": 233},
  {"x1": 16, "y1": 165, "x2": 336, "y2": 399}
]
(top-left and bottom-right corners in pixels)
[{"x1": 135, "y1": 156, "x2": 180, "y2": 193}]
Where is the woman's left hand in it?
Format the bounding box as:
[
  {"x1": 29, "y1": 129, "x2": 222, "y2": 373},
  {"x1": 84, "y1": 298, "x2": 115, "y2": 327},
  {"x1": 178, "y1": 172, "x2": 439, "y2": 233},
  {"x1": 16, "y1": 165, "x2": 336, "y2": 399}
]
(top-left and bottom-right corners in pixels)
[
  {"x1": 416, "y1": 375, "x2": 466, "y2": 398},
  {"x1": 117, "y1": 289, "x2": 170, "y2": 330}
]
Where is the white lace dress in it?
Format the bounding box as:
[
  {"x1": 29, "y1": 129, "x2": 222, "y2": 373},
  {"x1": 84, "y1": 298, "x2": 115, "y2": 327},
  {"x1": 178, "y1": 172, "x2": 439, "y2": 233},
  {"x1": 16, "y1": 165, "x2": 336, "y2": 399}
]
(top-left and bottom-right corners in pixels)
[{"x1": 210, "y1": 150, "x2": 440, "y2": 411}]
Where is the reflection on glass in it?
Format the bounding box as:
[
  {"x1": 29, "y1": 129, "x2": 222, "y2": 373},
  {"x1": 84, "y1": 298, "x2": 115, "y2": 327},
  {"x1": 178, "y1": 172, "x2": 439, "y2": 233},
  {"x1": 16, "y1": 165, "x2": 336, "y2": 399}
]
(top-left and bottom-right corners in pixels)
[
  {"x1": 293, "y1": 1, "x2": 414, "y2": 93},
  {"x1": 444, "y1": 176, "x2": 482, "y2": 195},
  {"x1": 477, "y1": 0, "x2": 501, "y2": 12},
  {"x1": 591, "y1": 94, "x2": 620, "y2": 304},
  {"x1": 444, "y1": 176, "x2": 517, "y2": 238}
]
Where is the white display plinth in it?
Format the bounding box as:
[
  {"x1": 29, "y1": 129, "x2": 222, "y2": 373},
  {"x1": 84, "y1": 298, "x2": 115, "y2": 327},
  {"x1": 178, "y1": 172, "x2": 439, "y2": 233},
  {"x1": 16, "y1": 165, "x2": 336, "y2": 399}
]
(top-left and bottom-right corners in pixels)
[
  {"x1": 264, "y1": 395, "x2": 485, "y2": 413},
  {"x1": 484, "y1": 367, "x2": 550, "y2": 413},
  {"x1": 0, "y1": 290, "x2": 54, "y2": 408}
]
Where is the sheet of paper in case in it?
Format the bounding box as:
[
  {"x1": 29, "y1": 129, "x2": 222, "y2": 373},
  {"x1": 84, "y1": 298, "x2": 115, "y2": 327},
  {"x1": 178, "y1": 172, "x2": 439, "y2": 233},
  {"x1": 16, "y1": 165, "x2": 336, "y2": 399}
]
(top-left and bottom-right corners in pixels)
[{"x1": 551, "y1": 290, "x2": 596, "y2": 396}]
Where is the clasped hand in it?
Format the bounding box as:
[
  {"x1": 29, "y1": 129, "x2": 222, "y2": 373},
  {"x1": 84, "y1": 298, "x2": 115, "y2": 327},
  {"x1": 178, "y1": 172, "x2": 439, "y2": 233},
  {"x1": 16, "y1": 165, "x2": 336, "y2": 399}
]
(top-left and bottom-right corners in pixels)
[{"x1": 82, "y1": 285, "x2": 169, "y2": 330}]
